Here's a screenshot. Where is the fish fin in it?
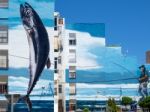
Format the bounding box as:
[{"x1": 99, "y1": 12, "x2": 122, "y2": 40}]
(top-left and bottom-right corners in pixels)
[
  {"x1": 46, "y1": 58, "x2": 51, "y2": 69},
  {"x1": 23, "y1": 95, "x2": 32, "y2": 112}
]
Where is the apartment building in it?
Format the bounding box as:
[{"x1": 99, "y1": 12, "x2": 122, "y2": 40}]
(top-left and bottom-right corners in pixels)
[
  {"x1": 68, "y1": 33, "x2": 77, "y2": 112},
  {"x1": 54, "y1": 12, "x2": 66, "y2": 112}
]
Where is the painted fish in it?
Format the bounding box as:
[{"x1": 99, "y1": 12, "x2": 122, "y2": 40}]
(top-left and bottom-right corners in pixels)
[{"x1": 20, "y1": 2, "x2": 51, "y2": 111}]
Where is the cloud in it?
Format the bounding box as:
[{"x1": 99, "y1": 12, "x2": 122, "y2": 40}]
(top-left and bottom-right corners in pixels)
[
  {"x1": 9, "y1": 26, "x2": 54, "y2": 68},
  {"x1": 9, "y1": 76, "x2": 53, "y2": 95},
  {"x1": 9, "y1": 26, "x2": 106, "y2": 70},
  {"x1": 9, "y1": 25, "x2": 138, "y2": 72}
]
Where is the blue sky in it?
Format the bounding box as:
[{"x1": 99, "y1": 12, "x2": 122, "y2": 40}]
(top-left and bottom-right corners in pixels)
[{"x1": 55, "y1": 0, "x2": 150, "y2": 64}]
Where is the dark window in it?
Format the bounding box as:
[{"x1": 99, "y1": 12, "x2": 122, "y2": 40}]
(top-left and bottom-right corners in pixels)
[
  {"x1": 69, "y1": 100, "x2": 76, "y2": 111},
  {"x1": 69, "y1": 40, "x2": 76, "y2": 46},
  {"x1": 0, "y1": 75, "x2": 8, "y2": 94},
  {"x1": 54, "y1": 70, "x2": 58, "y2": 73},
  {"x1": 69, "y1": 33, "x2": 76, "y2": 46},
  {"x1": 0, "y1": 84, "x2": 8, "y2": 94},
  {"x1": 54, "y1": 26, "x2": 57, "y2": 31},
  {"x1": 54, "y1": 17, "x2": 57, "y2": 31},
  {"x1": 69, "y1": 104, "x2": 76, "y2": 111},
  {"x1": 54, "y1": 57, "x2": 57, "y2": 69},
  {"x1": 54, "y1": 57, "x2": 58, "y2": 73},
  {"x1": 59, "y1": 85, "x2": 62, "y2": 93}
]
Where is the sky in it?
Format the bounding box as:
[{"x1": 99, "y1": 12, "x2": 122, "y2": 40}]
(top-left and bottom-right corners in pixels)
[{"x1": 55, "y1": 0, "x2": 150, "y2": 65}]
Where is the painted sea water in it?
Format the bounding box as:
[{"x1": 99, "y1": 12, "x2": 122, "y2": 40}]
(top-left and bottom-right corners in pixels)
[{"x1": 10, "y1": 100, "x2": 121, "y2": 112}]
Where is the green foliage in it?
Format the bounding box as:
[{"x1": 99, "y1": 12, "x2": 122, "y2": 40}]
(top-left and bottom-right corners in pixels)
[
  {"x1": 139, "y1": 96, "x2": 150, "y2": 109},
  {"x1": 107, "y1": 98, "x2": 118, "y2": 112},
  {"x1": 83, "y1": 107, "x2": 90, "y2": 112},
  {"x1": 121, "y1": 96, "x2": 133, "y2": 106}
]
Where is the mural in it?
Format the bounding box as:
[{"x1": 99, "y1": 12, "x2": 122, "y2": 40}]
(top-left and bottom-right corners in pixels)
[
  {"x1": 20, "y1": 2, "x2": 50, "y2": 111},
  {"x1": 0, "y1": 0, "x2": 148, "y2": 99},
  {"x1": 0, "y1": 0, "x2": 150, "y2": 111}
]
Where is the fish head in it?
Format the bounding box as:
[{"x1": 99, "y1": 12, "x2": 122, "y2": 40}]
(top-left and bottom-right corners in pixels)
[{"x1": 20, "y1": 2, "x2": 36, "y2": 32}]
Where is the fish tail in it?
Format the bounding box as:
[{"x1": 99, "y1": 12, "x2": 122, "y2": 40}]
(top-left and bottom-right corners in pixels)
[{"x1": 22, "y1": 95, "x2": 32, "y2": 112}]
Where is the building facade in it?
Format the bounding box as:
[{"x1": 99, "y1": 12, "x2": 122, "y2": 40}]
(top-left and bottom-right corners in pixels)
[
  {"x1": 68, "y1": 32, "x2": 77, "y2": 112},
  {"x1": 0, "y1": 0, "x2": 9, "y2": 95},
  {"x1": 54, "y1": 12, "x2": 66, "y2": 112}
]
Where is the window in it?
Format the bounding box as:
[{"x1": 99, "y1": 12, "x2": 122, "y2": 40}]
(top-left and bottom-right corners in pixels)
[
  {"x1": 54, "y1": 88, "x2": 57, "y2": 95},
  {"x1": 69, "y1": 49, "x2": 76, "y2": 63},
  {"x1": 54, "y1": 36, "x2": 59, "y2": 52},
  {"x1": 69, "y1": 99, "x2": 76, "y2": 111},
  {"x1": 69, "y1": 66, "x2": 76, "y2": 71},
  {"x1": 0, "y1": 75, "x2": 8, "y2": 94},
  {"x1": 69, "y1": 66, "x2": 76, "y2": 78},
  {"x1": 0, "y1": 50, "x2": 8, "y2": 69},
  {"x1": 54, "y1": 57, "x2": 58, "y2": 73},
  {"x1": 58, "y1": 56, "x2": 61, "y2": 64},
  {"x1": 0, "y1": 26, "x2": 8, "y2": 44},
  {"x1": 69, "y1": 83, "x2": 76, "y2": 95},
  {"x1": 59, "y1": 85, "x2": 62, "y2": 93},
  {"x1": 0, "y1": 84, "x2": 8, "y2": 94},
  {"x1": 69, "y1": 72, "x2": 76, "y2": 79},
  {"x1": 59, "y1": 18, "x2": 63, "y2": 25},
  {"x1": 0, "y1": 0, "x2": 8, "y2": 8},
  {"x1": 69, "y1": 104, "x2": 76, "y2": 111},
  {"x1": 54, "y1": 17, "x2": 57, "y2": 31},
  {"x1": 69, "y1": 33, "x2": 76, "y2": 46},
  {"x1": 54, "y1": 80, "x2": 57, "y2": 95}
]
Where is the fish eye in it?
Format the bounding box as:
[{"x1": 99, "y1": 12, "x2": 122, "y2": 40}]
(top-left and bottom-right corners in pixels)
[
  {"x1": 26, "y1": 10, "x2": 30, "y2": 15},
  {"x1": 26, "y1": 9, "x2": 32, "y2": 16}
]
